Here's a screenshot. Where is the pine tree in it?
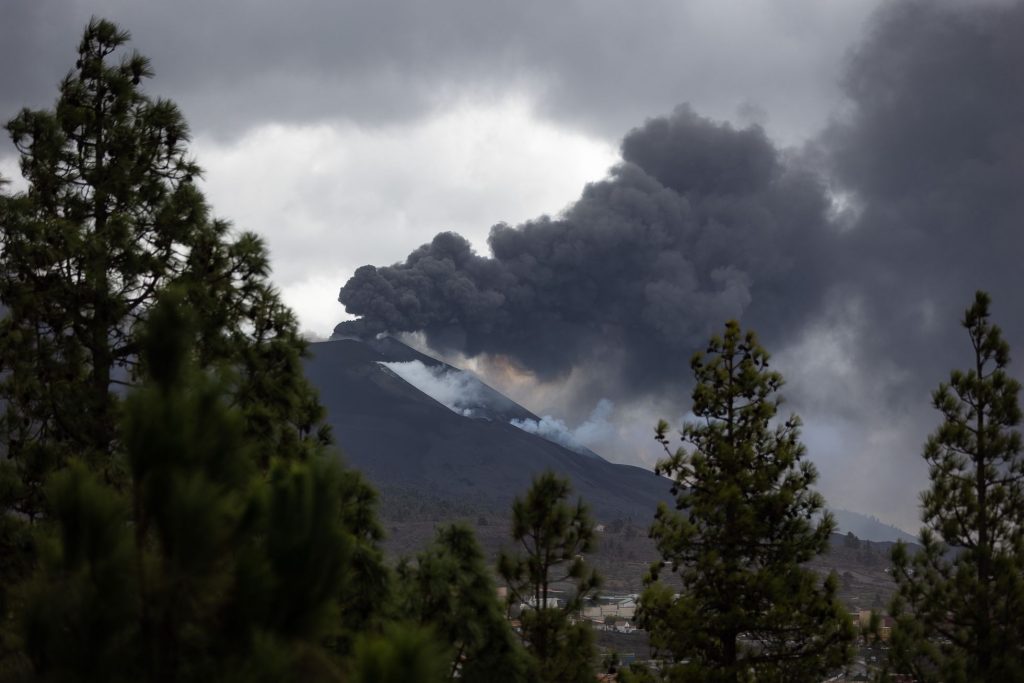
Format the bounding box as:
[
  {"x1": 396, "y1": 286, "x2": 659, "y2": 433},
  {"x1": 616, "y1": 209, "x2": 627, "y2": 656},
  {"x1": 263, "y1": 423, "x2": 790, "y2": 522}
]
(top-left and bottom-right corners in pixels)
[
  {"x1": 0, "y1": 17, "x2": 326, "y2": 515},
  {"x1": 20, "y1": 295, "x2": 349, "y2": 682},
  {"x1": 497, "y1": 471, "x2": 601, "y2": 683},
  {"x1": 889, "y1": 292, "x2": 1024, "y2": 682},
  {"x1": 327, "y1": 467, "x2": 393, "y2": 660},
  {"x1": 399, "y1": 523, "x2": 531, "y2": 682},
  {"x1": 350, "y1": 624, "x2": 450, "y2": 683},
  {"x1": 0, "y1": 21, "x2": 406, "y2": 679},
  {"x1": 638, "y1": 320, "x2": 853, "y2": 682}
]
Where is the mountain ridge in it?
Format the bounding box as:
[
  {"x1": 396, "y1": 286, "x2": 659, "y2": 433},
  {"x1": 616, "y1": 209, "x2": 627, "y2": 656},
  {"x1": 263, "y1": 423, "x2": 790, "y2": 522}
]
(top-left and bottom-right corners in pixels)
[
  {"x1": 304, "y1": 337, "x2": 671, "y2": 520},
  {"x1": 305, "y1": 337, "x2": 917, "y2": 546}
]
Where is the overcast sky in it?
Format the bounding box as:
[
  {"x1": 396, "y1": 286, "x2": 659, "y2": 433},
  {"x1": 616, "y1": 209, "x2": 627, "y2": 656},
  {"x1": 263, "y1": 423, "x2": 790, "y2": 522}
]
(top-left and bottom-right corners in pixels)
[
  {"x1": 4, "y1": 0, "x2": 1023, "y2": 532},
  {"x1": 0, "y1": 0, "x2": 881, "y2": 331}
]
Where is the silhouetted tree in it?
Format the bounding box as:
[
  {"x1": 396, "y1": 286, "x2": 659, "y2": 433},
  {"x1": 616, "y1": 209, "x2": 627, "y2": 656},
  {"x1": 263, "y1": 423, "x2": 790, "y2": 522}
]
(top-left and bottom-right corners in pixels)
[
  {"x1": 637, "y1": 320, "x2": 853, "y2": 682},
  {"x1": 399, "y1": 524, "x2": 530, "y2": 682},
  {"x1": 0, "y1": 17, "x2": 327, "y2": 515},
  {"x1": 21, "y1": 295, "x2": 348, "y2": 682},
  {"x1": 889, "y1": 292, "x2": 1024, "y2": 682},
  {"x1": 498, "y1": 472, "x2": 600, "y2": 683},
  {"x1": 0, "y1": 21, "x2": 416, "y2": 680}
]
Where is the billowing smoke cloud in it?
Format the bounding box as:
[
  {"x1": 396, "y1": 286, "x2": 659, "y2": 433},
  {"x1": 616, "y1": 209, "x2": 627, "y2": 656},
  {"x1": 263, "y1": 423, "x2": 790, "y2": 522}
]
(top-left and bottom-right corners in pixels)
[
  {"x1": 340, "y1": 0, "x2": 1024, "y2": 529},
  {"x1": 820, "y1": 0, "x2": 1024, "y2": 395},
  {"x1": 341, "y1": 0, "x2": 1024, "y2": 399},
  {"x1": 778, "y1": 0, "x2": 1024, "y2": 527},
  {"x1": 339, "y1": 105, "x2": 836, "y2": 396}
]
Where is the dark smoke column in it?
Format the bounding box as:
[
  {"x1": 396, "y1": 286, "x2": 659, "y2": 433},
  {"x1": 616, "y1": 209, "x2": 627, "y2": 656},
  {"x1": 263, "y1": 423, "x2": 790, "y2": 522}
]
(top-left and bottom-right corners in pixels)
[{"x1": 338, "y1": 105, "x2": 836, "y2": 396}]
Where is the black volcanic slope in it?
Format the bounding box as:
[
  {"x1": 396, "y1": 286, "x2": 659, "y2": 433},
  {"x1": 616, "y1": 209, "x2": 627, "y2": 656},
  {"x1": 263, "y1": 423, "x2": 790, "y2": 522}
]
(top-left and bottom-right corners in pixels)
[{"x1": 304, "y1": 337, "x2": 671, "y2": 521}]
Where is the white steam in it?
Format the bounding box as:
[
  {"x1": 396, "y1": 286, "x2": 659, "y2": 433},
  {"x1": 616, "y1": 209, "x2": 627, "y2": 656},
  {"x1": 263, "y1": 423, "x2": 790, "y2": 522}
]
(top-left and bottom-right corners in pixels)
[
  {"x1": 511, "y1": 399, "x2": 615, "y2": 457},
  {"x1": 378, "y1": 360, "x2": 486, "y2": 417},
  {"x1": 379, "y1": 360, "x2": 618, "y2": 460}
]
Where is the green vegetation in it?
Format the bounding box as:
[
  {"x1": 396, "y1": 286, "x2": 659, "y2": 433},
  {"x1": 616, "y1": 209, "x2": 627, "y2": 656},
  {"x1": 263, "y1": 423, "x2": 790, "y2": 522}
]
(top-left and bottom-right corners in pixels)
[
  {"x1": 0, "y1": 20, "x2": 326, "y2": 497},
  {"x1": 636, "y1": 321, "x2": 854, "y2": 682},
  {"x1": 889, "y1": 292, "x2": 1024, "y2": 682},
  {"x1": 21, "y1": 296, "x2": 355, "y2": 681},
  {"x1": 399, "y1": 524, "x2": 531, "y2": 681},
  {"x1": 0, "y1": 21, "x2": 331, "y2": 671},
  {"x1": 498, "y1": 472, "x2": 601, "y2": 683},
  {"x1": 0, "y1": 19, "x2": 426, "y2": 682}
]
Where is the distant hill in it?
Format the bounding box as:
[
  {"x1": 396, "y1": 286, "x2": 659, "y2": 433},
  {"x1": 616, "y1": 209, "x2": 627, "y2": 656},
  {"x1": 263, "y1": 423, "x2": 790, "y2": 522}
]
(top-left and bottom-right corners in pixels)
[
  {"x1": 304, "y1": 336, "x2": 672, "y2": 521},
  {"x1": 829, "y1": 508, "x2": 918, "y2": 545}
]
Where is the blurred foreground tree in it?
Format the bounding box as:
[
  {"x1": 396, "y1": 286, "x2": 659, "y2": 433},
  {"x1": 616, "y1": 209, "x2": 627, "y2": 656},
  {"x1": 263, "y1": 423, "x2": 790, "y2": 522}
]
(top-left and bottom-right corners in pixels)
[
  {"x1": 497, "y1": 472, "x2": 601, "y2": 683},
  {"x1": 19, "y1": 296, "x2": 432, "y2": 683},
  {"x1": 889, "y1": 292, "x2": 1024, "y2": 682},
  {"x1": 349, "y1": 624, "x2": 450, "y2": 683},
  {"x1": 21, "y1": 296, "x2": 350, "y2": 682},
  {"x1": 635, "y1": 321, "x2": 853, "y2": 682},
  {"x1": 399, "y1": 524, "x2": 531, "y2": 682}
]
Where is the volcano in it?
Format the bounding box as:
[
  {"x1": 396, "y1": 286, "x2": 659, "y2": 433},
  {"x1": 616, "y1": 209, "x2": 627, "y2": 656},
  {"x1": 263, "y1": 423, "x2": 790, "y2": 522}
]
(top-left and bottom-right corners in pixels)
[{"x1": 303, "y1": 336, "x2": 670, "y2": 521}]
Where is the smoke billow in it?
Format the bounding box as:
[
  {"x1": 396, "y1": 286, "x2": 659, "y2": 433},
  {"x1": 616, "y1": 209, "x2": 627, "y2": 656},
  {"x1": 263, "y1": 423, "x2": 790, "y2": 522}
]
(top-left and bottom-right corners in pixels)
[
  {"x1": 340, "y1": 0, "x2": 1024, "y2": 401},
  {"x1": 338, "y1": 0, "x2": 1024, "y2": 528},
  {"x1": 338, "y1": 105, "x2": 836, "y2": 397},
  {"x1": 784, "y1": 0, "x2": 1024, "y2": 526},
  {"x1": 820, "y1": 0, "x2": 1024, "y2": 392}
]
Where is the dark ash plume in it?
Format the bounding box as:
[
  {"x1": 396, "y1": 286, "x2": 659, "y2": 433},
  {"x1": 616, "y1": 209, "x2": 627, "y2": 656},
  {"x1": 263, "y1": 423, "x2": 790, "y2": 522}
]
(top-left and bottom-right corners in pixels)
[
  {"x1": 820, "y1": 0, "x2": 1024, "y2": 393},
  {"x1": 338, "y1": 106, "x2": 836, "y2": 395},
  {"x1": 339, "y1": 0, "x2": 1024, "y2": 407}
]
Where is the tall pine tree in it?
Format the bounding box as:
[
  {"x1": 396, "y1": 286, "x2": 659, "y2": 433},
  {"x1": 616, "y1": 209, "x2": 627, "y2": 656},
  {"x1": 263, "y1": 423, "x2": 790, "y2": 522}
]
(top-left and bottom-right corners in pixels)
[
  {"x1": 497, "y1": 472, "x2": 601, "y2": 683},
  {"x1": 889, "y1": 292, "x2": 1024, "y2": 682},
  {"x1": 637, "y1": 320, "x2": 853, "y2": 682},
  {"x1": 0, "y1": 20, "x2": 395, "y2": 678},
  {"x1": 0, "y1": 18, "x2": 327, "y2": 516}
]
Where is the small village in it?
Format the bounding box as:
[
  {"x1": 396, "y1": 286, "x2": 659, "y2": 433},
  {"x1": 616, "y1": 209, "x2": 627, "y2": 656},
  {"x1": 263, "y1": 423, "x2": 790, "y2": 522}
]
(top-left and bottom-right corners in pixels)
[{"x1": 496, "y1": 579, "x2": 902, "y2": 681}]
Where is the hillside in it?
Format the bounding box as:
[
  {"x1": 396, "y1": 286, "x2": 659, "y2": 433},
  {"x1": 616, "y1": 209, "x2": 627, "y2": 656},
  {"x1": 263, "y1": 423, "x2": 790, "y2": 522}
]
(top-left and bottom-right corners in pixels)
[
  {"x1": 830, "y1": 508, "x2": 918, "y2": 544},
  {"x1": 304, "y1": 336, "x2": 671, "y2": 521}
]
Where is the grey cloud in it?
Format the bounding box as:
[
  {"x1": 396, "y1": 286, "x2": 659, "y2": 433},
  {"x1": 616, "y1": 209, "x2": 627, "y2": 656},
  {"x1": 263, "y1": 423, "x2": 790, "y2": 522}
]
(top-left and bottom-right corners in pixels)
[
  {"x1": 0, "y1": 1, "x2": 81, "y2": 122},
  {"x1": 0, "y1": 1, "x2": 879, "y2": 145}
]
